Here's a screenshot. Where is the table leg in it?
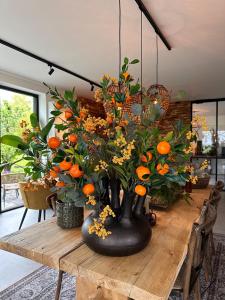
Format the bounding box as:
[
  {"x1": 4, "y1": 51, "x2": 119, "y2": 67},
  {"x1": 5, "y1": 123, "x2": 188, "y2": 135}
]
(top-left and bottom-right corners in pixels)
[
  {"x1": 55, "y1": 270, "x2": 64, "y2": 300},
  {"x1": 38, "y1": 210, "x2": 42, "y2": 222},
  {"x1": 76, "y1": 276, "x2": 130, "y2": 300}
]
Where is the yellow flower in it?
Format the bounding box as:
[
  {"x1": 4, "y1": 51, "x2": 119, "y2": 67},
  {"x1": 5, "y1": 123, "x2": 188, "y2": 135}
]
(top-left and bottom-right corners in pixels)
[
  {"x1": 88, "y1": 206, "x2": 115, "y2": 239},
  {"x1": 188, "y1": 175, "x2": 198, "y2": 184},
  {"x1": 111, "y1": 77, "x2": 118, "y2": 84},
  {"x1": 83, "y1": 116, "x2": 107, "y2": 133},
  {"x1": 123, "y1": 72, "x2": 129, "y2": 80},
  {"x1": 186, "y1": 131, "x2": 197, "y2": 140},
  {"x1": 200, "y1": 159, "x2": 208, "y2": 170},
  {"x1": 184, "y1": 165, "x2": 194, "y2": 173},
  {"x1": 86, "y1": 195, "x2": 97, "y2": 206},
  {"x1": 94, "y1": 160, "x2": 108, "y2": 172}
]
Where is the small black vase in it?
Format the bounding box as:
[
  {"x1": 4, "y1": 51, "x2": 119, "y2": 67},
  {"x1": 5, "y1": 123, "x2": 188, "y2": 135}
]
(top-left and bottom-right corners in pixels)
[{"x1": 82, "y1": 191, "x2": 151, "y2": 256}]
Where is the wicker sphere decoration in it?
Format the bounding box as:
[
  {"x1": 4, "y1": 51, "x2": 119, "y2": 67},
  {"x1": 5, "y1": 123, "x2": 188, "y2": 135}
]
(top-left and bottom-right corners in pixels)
[
  {"x1": 147, "y1": 84, "x2": 170, "y2": 114},
  {"x1": 104, "y1": 84, "x2": 142, "y2": 124}
]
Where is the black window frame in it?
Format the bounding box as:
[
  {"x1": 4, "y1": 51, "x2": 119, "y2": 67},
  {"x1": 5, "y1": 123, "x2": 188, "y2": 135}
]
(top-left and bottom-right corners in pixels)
[
  {"x1": 191, "y1": 98, "x2": 225, "y2": 190},
  {"x1": 0, "y1": 85, "x2": 39, "y2": 213}
]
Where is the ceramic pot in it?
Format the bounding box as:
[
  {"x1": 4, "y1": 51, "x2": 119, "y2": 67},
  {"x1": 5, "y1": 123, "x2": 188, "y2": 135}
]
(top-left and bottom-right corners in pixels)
[
  {"x1": 56, "y1": 200, "x2": 83, "y2": 229},
  {"x1": 82, "y1": 190, "x2": 151, "y2": 256}
]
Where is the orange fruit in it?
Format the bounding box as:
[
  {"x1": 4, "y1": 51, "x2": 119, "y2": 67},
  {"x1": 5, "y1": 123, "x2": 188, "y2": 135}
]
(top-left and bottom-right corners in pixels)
[
  {"x1": 65, "y1": 110, "x2": 73, "y2": 119},
  {"x1": 141, "y1": 151, "x2": 153, "y2": 163},
  {"x1": 69, "y1": 164, "x2": 84, "y2": 178},
  {"x1": 125, "y1": 96, "x2": 132, "y2": 103},
  {"x1": 106, "y1": 116, "x2": 113, "y2": 124},
  {"x1": 135, "y1": 185, "x2": 146, "y2": 196},
  {"x1": 48, "y1": 137, "x2": 61, "y2": 149},
  {"x1": 50, "y1": 170, "x2": 58, "y2": 178},
  {"x1": 52, "y1": 166, "x2": 60, "y2": 172},
  {"x1": 136, "y1": 166, "x2": 151, "y2": 181},
  {"x1": 55, "y1": 101, "x2": 63, "y2": 109},
  {"x1": 156, "y1": 163, "x2": 169, "y2": 175},
  {"x1": 82, "y1": 183, "x2": 95, "y2": 195},
  {"x1": 56, "y1": 181, "x2": 65, "y2": 187},
  {"x1": 79, "y1": 111, "x2": 87, "y2": 119},
  {"x1": 76, "y1": 117, "x2": 81, "y2": 123},
  {"x1": 59, "y1": 160, "x2": 72, "y2": 171},
  {"x1": 116, "y1": 102, "x2": 123, "y2": 108},
  {"x1": 68, "y1": 134, "x2": 78, "y2": 143},
  {"x1": 157, "y1": 141, "x2": 171, "y2": 155}
]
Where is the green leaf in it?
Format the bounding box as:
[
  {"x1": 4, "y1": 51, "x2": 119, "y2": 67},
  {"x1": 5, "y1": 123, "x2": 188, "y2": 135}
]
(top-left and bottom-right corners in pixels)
[
  {"x1": 58, "y1": 174, "x2": 73, "y2": 184},
  {"x1": 50, "y1": 110, "x2": 62, "y2": 117},
  {"x1": 114, "y1": 92, "x2": 125, "y2": 103},
  {"x1": 64, "y1": 90, "x2": 74, "y2": 101},
  {"x1": 130, "y1": 83, "x2": 140, "y2": 96},
  {"x1": 55, "y1": 124, "x2": 68, "y2": 131},
  {"x1": 53, "y1": 156, "x2": 64, "y2": 163},
  {"x1": 164, "y1": 131, "x2": 173, "y2": 142},
  {"x1": 0, "y1": 135, "x2": 28, "y2": 150},
  {"x1": 30, "y1": 113, "x2": 39, "y2": 128},
  {"x1": 40, "y1": 118, "x2": 55, "y2": 140},
  {"x1": 130, "y1": 59, "x2": 139, "y2": 64},
  {"x1": 124, "y1": 57, "x2": 129, "y2": 64}
]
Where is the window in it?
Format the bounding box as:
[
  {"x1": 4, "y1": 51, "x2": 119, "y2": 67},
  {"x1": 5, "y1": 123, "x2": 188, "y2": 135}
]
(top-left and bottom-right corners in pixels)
[{"x1": 0, "y1": 85, "x2": 38, "y2": 212}]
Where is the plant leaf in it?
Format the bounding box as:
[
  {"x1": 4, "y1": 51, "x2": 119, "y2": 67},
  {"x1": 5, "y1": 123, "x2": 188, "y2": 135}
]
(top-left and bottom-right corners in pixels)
[
  {"x1": 40, "y1": 118, "x2": 55, "y2": 140},
  {"x1": 30, "y1": 113, "x2": 39, "y2": 128},
  {"x1": 130, "y1": 59, "x2": 139, "y2": 64},
  {"x1": 0, "y1": 135, "x2": 28, "y2": 150}
]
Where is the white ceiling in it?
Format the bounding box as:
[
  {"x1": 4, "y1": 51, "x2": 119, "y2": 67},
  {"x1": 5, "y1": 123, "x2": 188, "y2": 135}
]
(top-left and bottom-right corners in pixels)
[{"x1": 0, "y1": 0, "x2": 225, "y2": 100}]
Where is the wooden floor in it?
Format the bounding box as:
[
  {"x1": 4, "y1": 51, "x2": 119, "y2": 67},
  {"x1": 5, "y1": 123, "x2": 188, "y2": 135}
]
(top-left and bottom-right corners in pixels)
[{"x1": 0, "y1": 193, "x2": 225, "y2": 292}]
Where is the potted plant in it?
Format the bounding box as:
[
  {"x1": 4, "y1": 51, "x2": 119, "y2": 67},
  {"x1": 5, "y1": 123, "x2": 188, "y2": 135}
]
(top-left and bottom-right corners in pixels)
[{"x1": 1, "y1": 58, "x2": 200, "y2": 256}]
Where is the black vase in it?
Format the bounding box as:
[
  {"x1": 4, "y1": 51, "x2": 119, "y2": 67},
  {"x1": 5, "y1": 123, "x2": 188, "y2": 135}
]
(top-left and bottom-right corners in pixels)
[{"x1": 82, "y1": 189, "x2": 151, "y2": 256}]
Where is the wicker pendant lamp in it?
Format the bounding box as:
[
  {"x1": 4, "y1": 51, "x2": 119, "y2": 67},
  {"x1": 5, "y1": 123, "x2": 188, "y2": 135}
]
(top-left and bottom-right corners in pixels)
[
  {"x1": 103, "y1": 0, "x2": 142, "y2": 124},
  {"x1": 147, "y1": 35, "x2": 170, "y2": 116}
]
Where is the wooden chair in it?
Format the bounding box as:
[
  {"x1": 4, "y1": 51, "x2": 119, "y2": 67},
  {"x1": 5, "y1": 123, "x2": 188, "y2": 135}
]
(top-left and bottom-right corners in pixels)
[
  {"x1": 169, "y1": 201, "x2": 217, "y2": 300},
  {"x1": 214, "y1": 180, "x2": 224, "y2": 191},
  {"x1": 18, "y1": 182, "x2": 52, "y2": 230},
  {"x1": 1, "y1": 173, "x2": 25, "y2": 207}
]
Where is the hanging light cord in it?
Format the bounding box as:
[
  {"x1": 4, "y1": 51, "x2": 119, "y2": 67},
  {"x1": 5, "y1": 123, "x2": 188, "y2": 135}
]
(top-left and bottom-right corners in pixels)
[
  {"x1": 156, "y1": 34, "x2": 159, "y2": 85},
  {"x1": 118, "y1": 0, "x2": 121, "y2": 78},
  {"x1": 140, "y1": 11, "x2": 143, "y2": 100}
]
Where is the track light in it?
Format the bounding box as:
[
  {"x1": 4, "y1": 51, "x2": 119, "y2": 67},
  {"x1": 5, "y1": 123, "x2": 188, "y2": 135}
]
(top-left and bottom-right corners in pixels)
[
  {"x1": 91, "y1": 84, "x2": 94, "y2": 91},
  {"x1": 48, "y1": 64, "x2": 55, "y2": 75}
]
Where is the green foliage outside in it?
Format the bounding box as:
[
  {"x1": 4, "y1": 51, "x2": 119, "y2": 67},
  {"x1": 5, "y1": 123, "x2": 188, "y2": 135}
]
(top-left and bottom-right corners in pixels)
[{"x1": 0, "y1": 93, "x2": 33, "y2": 172}]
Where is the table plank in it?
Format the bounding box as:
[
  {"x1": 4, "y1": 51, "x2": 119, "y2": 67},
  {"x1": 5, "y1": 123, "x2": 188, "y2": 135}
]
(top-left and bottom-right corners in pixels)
[
  {"x1": 0, "y1": 218, "x2": 83, "y2": 269},
  {"x1": 60, "y1": 189, "x2": 210, "y2": 300}
]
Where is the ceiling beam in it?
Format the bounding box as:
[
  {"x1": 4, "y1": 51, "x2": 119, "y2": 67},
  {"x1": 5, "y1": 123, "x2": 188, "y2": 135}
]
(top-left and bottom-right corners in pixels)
[
  {"x1": 134, "y1": 0, "x2": 172, "y2": 50},
  {"x1": 0, "y1": 38, "x2": 102, "y2": 88}
]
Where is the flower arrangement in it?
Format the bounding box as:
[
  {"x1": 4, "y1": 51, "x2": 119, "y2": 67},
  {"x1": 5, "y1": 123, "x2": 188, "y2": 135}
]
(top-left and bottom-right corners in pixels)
[{"x1": 0, "y1": 58, "x2": 203, "y2": 256}]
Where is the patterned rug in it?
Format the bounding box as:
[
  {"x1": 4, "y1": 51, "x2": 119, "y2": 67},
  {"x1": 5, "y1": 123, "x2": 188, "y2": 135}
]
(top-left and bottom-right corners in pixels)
[{"x1": 0, "y1": 234, "x2": 224, "y2": 300}]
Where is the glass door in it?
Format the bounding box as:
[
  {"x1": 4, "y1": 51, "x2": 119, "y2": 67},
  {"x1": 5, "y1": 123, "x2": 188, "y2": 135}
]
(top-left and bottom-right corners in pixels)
[
  {"x1": 217, "y1": 101, "x2": 225, "y2": 183},
  {"x1": 0, "y1": 86, "x2": 38, "y2": 212},
  {"x1": 192, "y1": 100, "x2": 225, "y2": 188}
]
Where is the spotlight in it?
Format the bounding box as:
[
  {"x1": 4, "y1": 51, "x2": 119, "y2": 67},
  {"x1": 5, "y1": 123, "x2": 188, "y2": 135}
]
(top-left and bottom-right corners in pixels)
[
  {"x1": 91, "y1": 84, "x2": 94, "y2": 91},
  {"x1": 48, "y1": 64, "x2": 55, "y2": 75}
]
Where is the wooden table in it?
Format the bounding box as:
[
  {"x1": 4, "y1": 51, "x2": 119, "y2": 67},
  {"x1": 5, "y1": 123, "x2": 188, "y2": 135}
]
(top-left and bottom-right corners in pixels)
[
  {"x1": 0, "y1": 217, "x2": 83, "y2": 269},
  {"x1": 0, "y1": 189, "x2": 211, "y2": 300}
]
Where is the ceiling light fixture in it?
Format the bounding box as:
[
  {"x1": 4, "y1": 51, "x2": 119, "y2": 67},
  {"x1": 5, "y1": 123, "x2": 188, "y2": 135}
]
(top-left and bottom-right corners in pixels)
[
  {"x1": 0, "y1": 39, "x2": 101, "y2": 88},
  {"x1": 147, "y1": 34, "x2": 170, "y2": 115},
  {"x1": 48, "y1": 64, "x2": 55, "y2": 76}
]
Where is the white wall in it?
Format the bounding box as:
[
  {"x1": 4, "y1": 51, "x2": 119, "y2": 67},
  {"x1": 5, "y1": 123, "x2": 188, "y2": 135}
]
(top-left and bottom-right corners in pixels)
[{"x1": 0, "y1": 70, "x2": 49, "y2": 126}]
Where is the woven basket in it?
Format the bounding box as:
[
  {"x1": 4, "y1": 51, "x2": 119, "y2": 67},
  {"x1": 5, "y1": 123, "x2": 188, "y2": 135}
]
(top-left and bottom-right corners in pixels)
[
  {"x1": 192, "y1": 177, "x2": 210, "y2": 189},
  {"x1": 56, "y1": 201, "x2": 83, "y2": 229}
]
